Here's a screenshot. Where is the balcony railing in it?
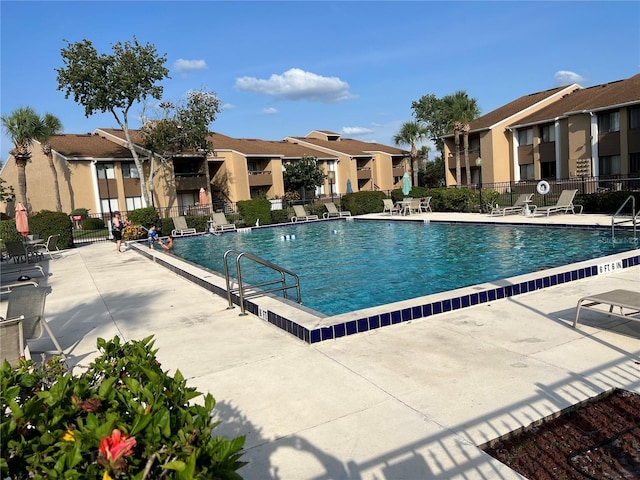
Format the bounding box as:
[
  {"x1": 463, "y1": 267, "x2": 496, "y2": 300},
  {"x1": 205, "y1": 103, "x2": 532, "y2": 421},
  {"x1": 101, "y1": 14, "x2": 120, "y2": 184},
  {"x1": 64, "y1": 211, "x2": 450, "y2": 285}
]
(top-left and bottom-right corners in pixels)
[
  {"x1": 357, "y1": 167, "x2": 372, "y2": 180},
  {"x1": 248, "y1": 170, "x2": 273, "y2": 187}
]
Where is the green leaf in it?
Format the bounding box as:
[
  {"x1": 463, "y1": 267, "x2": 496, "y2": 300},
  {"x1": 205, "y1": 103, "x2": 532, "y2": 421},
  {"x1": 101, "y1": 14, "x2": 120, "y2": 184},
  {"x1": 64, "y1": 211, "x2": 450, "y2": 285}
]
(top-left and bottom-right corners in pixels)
[
  {"x1": 162, "y1": 460, "x2": 186, "y2": 471},
  {"x1": 98, "y1": 376, "x2": 117, "y2": 398},
  {"x1": 129, "y1": 412, "x2": 154, "y2": 436}
]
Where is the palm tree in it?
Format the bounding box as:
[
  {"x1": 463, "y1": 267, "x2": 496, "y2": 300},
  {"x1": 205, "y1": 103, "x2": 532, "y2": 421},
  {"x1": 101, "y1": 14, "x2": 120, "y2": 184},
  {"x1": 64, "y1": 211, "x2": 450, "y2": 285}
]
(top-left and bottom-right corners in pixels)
[
  {"x1": 1, "y1": 107, "x2": 49, "y2": 208},
  {"x1": 394, "y1": 121, "x2": 428, "y2": 188},
  {"x1": 40, "y1": 114, "x2": 64, "y2": 212},
  {"x1": 443, "y1": 91, "x2": 480, "y2": 185}
]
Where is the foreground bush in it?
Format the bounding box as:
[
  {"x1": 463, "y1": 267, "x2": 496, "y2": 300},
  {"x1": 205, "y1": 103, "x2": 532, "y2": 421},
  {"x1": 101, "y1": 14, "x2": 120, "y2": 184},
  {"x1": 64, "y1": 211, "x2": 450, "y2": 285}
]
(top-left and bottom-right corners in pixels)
[{"x1": 1, "y1": 336, "x2": 246, "y2": 479}]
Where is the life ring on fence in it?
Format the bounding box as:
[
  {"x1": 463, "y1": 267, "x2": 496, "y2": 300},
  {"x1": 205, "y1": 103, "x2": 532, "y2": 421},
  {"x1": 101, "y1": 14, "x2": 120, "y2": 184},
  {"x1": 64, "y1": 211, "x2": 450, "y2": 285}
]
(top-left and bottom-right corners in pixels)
[{"x1": 536, "y1": 180, "x2": 550, "y2": 195}]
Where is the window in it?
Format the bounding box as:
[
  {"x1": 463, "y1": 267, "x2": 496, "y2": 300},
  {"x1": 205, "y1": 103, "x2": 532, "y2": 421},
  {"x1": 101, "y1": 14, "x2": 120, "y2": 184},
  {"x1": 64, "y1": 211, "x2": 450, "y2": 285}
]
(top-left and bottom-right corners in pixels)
[
  {"x1": 100, "y1": 199, "x2": 119, "y2": 213},
  {"x1": 630, "y1": 153, "x2": 640, "y2": 174},
  {"x1": 598, "y1": 111, "x2": 620, "y2": 133},
  {"x1": 598, "y1": 155, "x2": 621, "y2": 176},
  {"x1": 122, "y1": 163, "x2": 139, "y2": 179},
  {"x1": 519, "y1": 164, "x2": 534, "y2": 180},
  {"x1": 96, "y1": 163, "x2": 115, "y2": 179},
  {"x1": 541, "y1": 162, "x2": 556, "y2": 179},
  {"x1": 125, "y1": 197, "x2": 143, "y2": 211},
  {"x1": 540, "y1": 124, "x2": 555, "y2": 143},
  {"x1": 630, "y1": 107, "x2": 640, "y2": 130},
  {"x1": 518, "y1": 128, "x2": 533, "y2": 146}
]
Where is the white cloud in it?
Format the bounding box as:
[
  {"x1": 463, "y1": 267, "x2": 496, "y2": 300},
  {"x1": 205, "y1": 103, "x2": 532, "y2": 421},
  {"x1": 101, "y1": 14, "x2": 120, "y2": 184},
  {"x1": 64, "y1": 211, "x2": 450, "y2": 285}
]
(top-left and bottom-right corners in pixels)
[
  {"x1": 342, "y1": 126, "x2": 374, "y2": 136},
  {"x1": 221, "y1": 103, "x2": 235, "y2": 111},
  {"x1": 235, "y1": 68, "x2": 353, "y2": 103},
  {"x1": 554, "y1": 70, "x2": 585, "y2": 85},
  {"x1": 173, "y1": 59, "x2": 207, "y2": 73},
  {"x1": 262, "y1": 107, "x2": 278, "y2": 114}
]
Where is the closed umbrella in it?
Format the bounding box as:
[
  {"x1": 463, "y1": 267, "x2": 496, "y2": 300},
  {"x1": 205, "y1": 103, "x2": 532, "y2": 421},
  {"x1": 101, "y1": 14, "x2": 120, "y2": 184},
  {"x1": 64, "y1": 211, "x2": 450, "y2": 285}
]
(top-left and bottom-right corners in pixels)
[
  {"x1": 199, "y1": 187, "x2": 207, "y2": 206},
  {"x1": 15, "y1": 202, "x2": 29, "y2": 236},
  {"x1": 346, "y1": 179, "x2": 353, "y2": 194},
  {"x1": 402, "y1": 172, "x2": 411, "y2": 196}
]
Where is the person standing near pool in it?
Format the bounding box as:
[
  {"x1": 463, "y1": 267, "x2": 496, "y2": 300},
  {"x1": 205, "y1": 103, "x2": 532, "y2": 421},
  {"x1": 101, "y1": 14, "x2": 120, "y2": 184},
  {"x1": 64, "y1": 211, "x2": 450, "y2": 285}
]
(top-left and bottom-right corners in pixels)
[{"x1": 112, "y1": 211, "x2": 127, "y2": 253}]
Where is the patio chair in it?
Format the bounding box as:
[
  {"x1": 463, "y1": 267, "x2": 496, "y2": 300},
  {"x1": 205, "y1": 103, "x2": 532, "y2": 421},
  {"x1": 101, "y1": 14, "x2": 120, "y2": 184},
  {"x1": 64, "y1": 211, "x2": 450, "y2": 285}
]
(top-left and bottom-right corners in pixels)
[
  {"x1": 535, "y1": 189, "x2": 583, "y2": 216},
  {"x1": 491, "y1": 193, "x2": 535, "y2": 216},
  {"x1": 419, "y1": 197, "x2": 433, "y2": 213},
  {"x1": 1, "y1": 279, "x2": 39, "y2": 296},
  {"x1": 0, "y1": 262, "x2": 45, "y2": 280},
  {"x1": 5, "y1": 285, "x2": 64, "y2": 358},
  {"x1": 171, "y1": 216, "x2": 197, "y2": 236},
  {"x1": 382, "y1": 199, "x2": 401, "y2": 215},
  {"x1": 208, "y1": 212, "x2": 237, "y2": 233},
  {"x1": 5, "y1": 241, "x2": 28, "y2": 263},
  {"x1": 323, "y1": 202, "x2": 351, "y2": 218},
  {"x1": 291, "y1": 205, "x2": 319, "y2": 222},
  {"x1": 33, "y1": 234, "x2": 60, "y2": 260},
  {"x1": 0, "y1": 315, "x2": 28, "y2": 366}
]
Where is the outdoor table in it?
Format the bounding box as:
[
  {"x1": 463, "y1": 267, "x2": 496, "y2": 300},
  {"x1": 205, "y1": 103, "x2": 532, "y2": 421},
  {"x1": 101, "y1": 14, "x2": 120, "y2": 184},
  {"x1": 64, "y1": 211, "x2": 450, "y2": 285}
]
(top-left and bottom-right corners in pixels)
[
  {"x1": 396, "y1": 200, "x2": 413, "y2": 216},
  {"x1": 522, "y1": 199, "x2": 534, "y2": 217}
]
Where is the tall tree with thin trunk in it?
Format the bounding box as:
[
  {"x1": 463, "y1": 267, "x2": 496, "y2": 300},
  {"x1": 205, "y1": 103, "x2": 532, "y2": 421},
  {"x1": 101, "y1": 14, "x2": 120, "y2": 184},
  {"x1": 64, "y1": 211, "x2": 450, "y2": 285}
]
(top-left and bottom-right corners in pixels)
[
  {"x1": 56, "y1": 37, "x2": 170, "y2": 207},
  {"x1": 393, "y1": 121, "x2": 428, "y2": 187},
  {"x1": 40, "y1": 114, "x2": 64, "y2": 212},
  {"x1": 1, "y1": 107, "x2": 61, "y2": 209},
  {"x1": 443, "y1": 91, "x2": 480, "y2": 185}
]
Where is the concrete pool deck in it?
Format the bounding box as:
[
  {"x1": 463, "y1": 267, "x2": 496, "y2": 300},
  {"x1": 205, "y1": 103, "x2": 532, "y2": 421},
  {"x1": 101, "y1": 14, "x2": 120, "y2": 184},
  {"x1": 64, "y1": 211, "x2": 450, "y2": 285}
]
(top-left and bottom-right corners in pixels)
[{"x1": 2, "y1": 212, "x2": 639, "y2": 479}]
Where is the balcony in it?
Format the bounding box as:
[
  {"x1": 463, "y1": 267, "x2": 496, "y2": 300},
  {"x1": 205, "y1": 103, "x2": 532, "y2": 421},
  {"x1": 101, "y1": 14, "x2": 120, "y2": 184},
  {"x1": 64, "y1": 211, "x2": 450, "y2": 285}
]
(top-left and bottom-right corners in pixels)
[
  {"x1": 175, "y1": 173, "x2": 207, "y2": 191},
  {"x1": 357, "y1": 167, "x2": 372, "y2": 180},
  {"x1": 248, "y1": 170, "x2": 273, "y2": 187},
  {"x1": 392, "y1": 166, "x2": 405, "y2": 177}
]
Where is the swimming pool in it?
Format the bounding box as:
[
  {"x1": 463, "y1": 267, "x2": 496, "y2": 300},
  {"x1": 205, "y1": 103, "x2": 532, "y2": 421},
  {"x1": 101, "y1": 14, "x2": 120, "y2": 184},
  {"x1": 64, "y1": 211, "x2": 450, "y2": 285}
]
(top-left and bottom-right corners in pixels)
[{"x1": 173, "y1": 220, "x2": 638, "y2": 316}]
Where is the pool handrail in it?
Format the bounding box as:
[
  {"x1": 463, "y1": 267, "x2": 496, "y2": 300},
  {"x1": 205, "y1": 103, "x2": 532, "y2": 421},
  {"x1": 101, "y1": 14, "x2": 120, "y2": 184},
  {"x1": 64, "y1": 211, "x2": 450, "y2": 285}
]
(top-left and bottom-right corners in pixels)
[{"x1": 223, "y1": 249, "x2": 301, "y2": 315}]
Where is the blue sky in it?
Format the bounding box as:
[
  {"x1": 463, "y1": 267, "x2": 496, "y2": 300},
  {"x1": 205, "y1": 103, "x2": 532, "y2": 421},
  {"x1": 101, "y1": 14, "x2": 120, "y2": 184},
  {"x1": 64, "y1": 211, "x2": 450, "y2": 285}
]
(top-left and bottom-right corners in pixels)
[{"x1": 1, "y1": 1, "x2": 639, "y2": 163}]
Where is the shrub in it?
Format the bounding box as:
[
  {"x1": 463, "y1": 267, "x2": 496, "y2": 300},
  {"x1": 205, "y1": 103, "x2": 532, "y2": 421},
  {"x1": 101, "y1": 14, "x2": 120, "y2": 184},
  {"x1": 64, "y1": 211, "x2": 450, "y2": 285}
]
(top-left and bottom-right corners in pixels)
[
  {"x1": 237, "y1": 199, "x2": 270, "y2": 226},
  {"x1": 577, "y1": 191, "x2": 640, "y2": 214},
  {"x1": 270, "y1": 209, "x2": 289, "y2": 224},
  {"x1": 0, "y1": 336, "x2": 246, "y2": 479},
  {"x1": 389, "y1": 187, "x2": 429, "y2": 203},
  {"x1": 341, "y1": 191, "x2": 387, "y2": 215},
  {"x1": 0, "y1": 220, "x2": 22, "y2": 243},
  {"x1": 29, "y1": 210, "x2": 74, "y2": 249},
  {"x1": 126, "y1": 207, "x2": 160, "y2": 230},
  {"x1": 428, "y1": 188, "x2": 477, "y2": 212},
  {"x1": 122, "y1": 225, "x2": 146, "y2": 241},
  {"x1": 82, "y1": 217, "x2": 105, "y2": 230},
  {"x1": 70, "y1": 208, "x2": 90, "y2": 219}
]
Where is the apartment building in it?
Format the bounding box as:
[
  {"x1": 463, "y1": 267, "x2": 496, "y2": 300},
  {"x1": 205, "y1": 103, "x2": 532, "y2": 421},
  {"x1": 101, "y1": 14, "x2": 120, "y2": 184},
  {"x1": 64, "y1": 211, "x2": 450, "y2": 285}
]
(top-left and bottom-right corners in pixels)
[{"x1": 442, "y1": 74, "x2": 640, "y2": 187}]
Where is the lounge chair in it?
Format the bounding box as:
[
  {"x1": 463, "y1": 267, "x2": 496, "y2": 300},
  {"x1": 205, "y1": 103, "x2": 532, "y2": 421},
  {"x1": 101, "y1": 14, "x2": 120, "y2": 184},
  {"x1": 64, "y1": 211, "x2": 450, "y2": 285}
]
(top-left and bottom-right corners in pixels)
[
  {"x1": 490, "y1": 193, "x2": 535, "y2": 216},
  {"x1": 1, "y1": 279, "x2": 39, "y2": 296},
  {"x1": 535, "y1": 189, "x2": 583, "y2": 216},
  {"x1": 33, "y1": 234, "x2": 60, "y2": 260},
  {"x1": 382, "y1": 199, "x2": 401, "y2": 215},
  {"x1": 573, "y1": 289, "x2": 640, "y2": 328},
  {"x1": 208, "y1": 213, "x2": 237, "y2": 233},
  {"x1": 323, "y1": 202, "x2": 351, "y2": 218},
  {"x1": 171, "y1": 216, "x2": 197, "y2": 236},
  {"x1": 0, "y1": 262, "x2": 45, "y2": 280},
  {"x1": 0, "y1": 315, "x2": 28, "y2": 366},
  {"x1": 291, "y1": 205, "x2": 319, "y2": 222},
  {"x1": 6, "y1": 286, "x2": 64, "y2": 358}
]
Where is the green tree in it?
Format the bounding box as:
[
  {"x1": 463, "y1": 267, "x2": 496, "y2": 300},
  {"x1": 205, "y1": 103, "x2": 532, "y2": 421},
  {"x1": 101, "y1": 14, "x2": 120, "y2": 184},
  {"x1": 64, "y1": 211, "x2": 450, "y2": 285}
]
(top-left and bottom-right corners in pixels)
[
  {"x1": 56, "y1": 37, "x2": 170, "y2": 206},
  {"x1": 412, "y1": 91, "x2": 479, "y2": 186},
  {"x1": 140, "y1": 89, "x2": 221, "y2": 197},
  {"x1": 283, "y1": 155, "x2": 325, "y2": 203},
  {"x1": 420, "y1": 156, "x2": 445, "y2": 188},
  {"x1": 393, "y1": 120, "x2": 428, "y2": 187},
  {"x1": 1, "y1": 107, "x2": 62, "y2": 208},
  {"x1": 0, "y1": 178, "x2": 15, "y2": 203}
]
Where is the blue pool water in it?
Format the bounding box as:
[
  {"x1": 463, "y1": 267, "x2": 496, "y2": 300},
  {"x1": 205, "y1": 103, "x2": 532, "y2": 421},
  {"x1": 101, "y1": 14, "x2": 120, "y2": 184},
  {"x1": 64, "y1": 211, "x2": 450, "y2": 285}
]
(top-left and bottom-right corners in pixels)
[{"x1": 173, "y1": 221, "x2": 637, "y2": 316}]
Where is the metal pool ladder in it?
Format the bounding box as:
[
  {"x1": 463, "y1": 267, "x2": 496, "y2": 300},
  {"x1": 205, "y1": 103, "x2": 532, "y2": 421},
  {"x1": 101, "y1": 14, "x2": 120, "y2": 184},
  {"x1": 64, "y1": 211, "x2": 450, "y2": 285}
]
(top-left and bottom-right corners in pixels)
[
  {"x1": 611, "y1": 195, "x2": 637, "y2": 240},
  {"x1": 223, "y1": 249, "x2": 301, "y2": 315}
]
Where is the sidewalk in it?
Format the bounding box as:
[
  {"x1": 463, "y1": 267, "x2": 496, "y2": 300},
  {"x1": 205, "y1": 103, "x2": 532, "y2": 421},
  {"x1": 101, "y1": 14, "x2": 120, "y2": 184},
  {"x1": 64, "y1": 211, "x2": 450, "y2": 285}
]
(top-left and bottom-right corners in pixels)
[{"x1": 2, "y1": 216, "x2": 639, "y2": 479}]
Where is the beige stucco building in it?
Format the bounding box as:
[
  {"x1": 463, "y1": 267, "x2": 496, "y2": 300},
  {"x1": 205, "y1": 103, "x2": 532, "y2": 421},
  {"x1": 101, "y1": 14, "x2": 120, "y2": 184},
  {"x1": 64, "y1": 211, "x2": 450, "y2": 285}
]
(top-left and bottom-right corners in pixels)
[{"x1": 443, "y1": 74, "x2": 640, "y2": 187}]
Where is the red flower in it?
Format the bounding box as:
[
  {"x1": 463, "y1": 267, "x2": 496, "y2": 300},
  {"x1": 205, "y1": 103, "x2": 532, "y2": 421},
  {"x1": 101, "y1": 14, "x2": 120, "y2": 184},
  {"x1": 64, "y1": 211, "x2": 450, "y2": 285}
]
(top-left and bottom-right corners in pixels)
[{"x1": 97, "y1": 429, "x2": 136, "y2": 471}]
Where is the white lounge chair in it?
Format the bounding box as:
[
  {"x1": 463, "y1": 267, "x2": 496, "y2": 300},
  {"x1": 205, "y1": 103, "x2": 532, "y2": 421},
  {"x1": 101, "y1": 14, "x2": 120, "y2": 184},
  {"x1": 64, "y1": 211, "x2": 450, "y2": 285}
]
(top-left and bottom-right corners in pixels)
[
  {"x1": 6, "y1": 286, "x2": 64, "y2": 358},
  {"x1": 171, "y1": 216, "x2": 197, "y2": 236},
  {"x1": 491, "y1": 193, "x2": 535, "y2": 216},
  {"x1": 420, "y1": 197, "x2": 433, "y2": 213},
  {"x1": 323, "y1": 202, "x2": 351, "y2": 218},
  {"x1": 208, "y1": 213, "x2": 237, "y2": 233},
  {"x1": 535, "y1": 189, "x2": 583, "y2": 216},
  {"x1": 0, "y1": 315, "x2": 28, "y2": 366},
  {"x1": 291, "y1": 205, "x2": 319, "y2": 222}
]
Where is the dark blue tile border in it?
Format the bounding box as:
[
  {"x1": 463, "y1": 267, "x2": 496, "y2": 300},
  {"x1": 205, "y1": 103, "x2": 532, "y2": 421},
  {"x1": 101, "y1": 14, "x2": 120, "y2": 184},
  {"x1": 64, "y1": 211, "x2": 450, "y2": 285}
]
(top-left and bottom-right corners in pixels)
[{"x1": 135, "y1": 244, "x2": 640, "y2": 345}]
